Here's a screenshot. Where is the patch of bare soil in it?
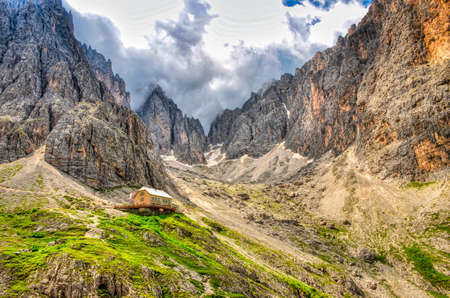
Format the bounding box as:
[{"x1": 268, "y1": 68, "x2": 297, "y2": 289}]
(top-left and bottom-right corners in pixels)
[
  {"x1": 167, "y1": 144, "x2": 449, "y2": 298},
  {"x1": 0, "y1": 147, "x2": 122, "y2": 215}
]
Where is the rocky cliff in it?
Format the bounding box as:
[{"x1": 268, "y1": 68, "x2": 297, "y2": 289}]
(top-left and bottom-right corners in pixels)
[
  {"x1": 208, "y1": 0, "x2": 449, "y2": 180},
  {"x1": 45, "y1": 101, "x2": 169, "y2": 189},
  {"x1": 208, "y1": 108, "x2": 242, "y2": 146},
  {"x1": 208, "y1": 76, "x2": 293, "y2": 159},
  {"x1": 0, "y1": 0, "x2": 111, "y2": 162},
  {"x1": 354, "y1": 0, "x2": 449, "y2": 179},
  {"x1": 82, "y1": 44, "x2": 131, "y2": 108},
  {"x1": 0, "y1": 0, "x2": 170, "y2": 190},
  {"x1": 136, "y1": 85, "x2": 207, "y2": 164}
]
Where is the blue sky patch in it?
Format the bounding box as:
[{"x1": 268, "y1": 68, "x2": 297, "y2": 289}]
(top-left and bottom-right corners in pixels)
[
  {"x1": 283, "y1": 0, "x2": 373, "y2": 10},
  {"x1": 282, "y1": 0, "x2": 304, "y2": 7},
  {"x1": 361, "y1": 0, "x2": 373, "y2": 7}
]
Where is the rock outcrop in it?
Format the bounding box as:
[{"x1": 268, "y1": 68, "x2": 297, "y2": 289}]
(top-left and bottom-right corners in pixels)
[
  {"x1": 30, "y1": 254, "x2": 134, "y2": 298},
  {"x1": 208, "y1": 108, "x2": 242, "y2": 146},
  {"x1": 82, "y1": 44, "x2": 131, "y2": 108},
  {"x1": 354, "y1": 0, "x2": 449, "y2": 179},
  {"x1": 136, "y1": 86, "x2": 207, "y2": 164},
  {"x1": 209, "y1": 76, "x2": 292, "y2": 159},
  {"x1": 45, "y1": 102, "x2": 169, "y2": 189},
  {"x1": 208, "y1": 0, "x2": 449, "y2": 180},
  {"x1": 0, "y1": 0, "x2": 114, "y2": 162},
  {"x1": 0, "y1": 0, "x2": 447, "y2": 184},
  {"x1": 0, "y1": 0, "x2": 171, "y2": 190}
]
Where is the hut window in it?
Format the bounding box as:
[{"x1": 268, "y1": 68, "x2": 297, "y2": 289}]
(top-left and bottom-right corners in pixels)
[
  {"x1": 140, "y1": 197, "x2": 145, "y2": 202},
  {"x1": 140, "y1": 192, "x2": 145, "y2": 196}
]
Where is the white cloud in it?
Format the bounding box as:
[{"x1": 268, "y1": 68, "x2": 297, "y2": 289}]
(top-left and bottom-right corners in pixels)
[{"x1": 64, "y1": 0, "x2": 368, "y2": 130}]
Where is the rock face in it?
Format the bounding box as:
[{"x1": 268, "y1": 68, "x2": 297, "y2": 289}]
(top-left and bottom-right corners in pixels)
[
  {"x1": 136, "y1": 86, "x2": 207, "y2": 164},
  {"x1": 208, "y1": 108, "x2": 242, "y2": 146},
  {"x1": 82, "y1": 44, "x2": 131, "y2": 108},
  {"x1": 0, "y1": 0, "x2": 114, "y2": 162},
  {"x1": 0, "y1": 0, "x2": 171, "y2": 190},
  {"x1": 208, "y1": 21, "x2": 380, "y2": 160},
  {"x1": 354, "y1": 0, "x2": 449, "y2": 180},
  {"x1": 45, "y1": 102, "x2": 169, "y2": 189},
  {"x1": 30, "y1": 254, "x2": 133, "y2": 298},
  {"x1": 208, "y1": 0, "x2": 449, "y2": 180},
  {"x1": 209, "y1": 76, "x2": 292, "y2": 159},
  {"x1": 0, "y1": 0, "x2": 447, "y2": 184}
]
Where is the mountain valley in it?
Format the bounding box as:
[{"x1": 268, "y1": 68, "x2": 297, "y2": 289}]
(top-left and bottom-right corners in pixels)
[{"x1": 0, "y1": 0, "x2": 448, "y2": 297}]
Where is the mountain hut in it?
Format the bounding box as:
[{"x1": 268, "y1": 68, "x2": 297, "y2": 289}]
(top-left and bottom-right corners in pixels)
[{"x1": 114, "y1": 187, "x2": 176, "y2": 212}]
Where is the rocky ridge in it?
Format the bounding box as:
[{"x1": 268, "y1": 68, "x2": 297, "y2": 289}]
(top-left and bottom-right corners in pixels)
[
  {"x1": 82, "y1": 44, "x2": 131, "y2": 108},
  {"x1": 0, "y1": 0, "x2": 111, "y2": 162},
  {"x1": 45, "y1": 101, "x2": 170, "y2": 189},
  {"x1": 208, "y1": 0, "x2": 449, "y2": 181},
  {"x1": 0, "y1": 0, "x2": 170, "y2": 190},
  {"x1": 136, "y1": 85, "x2": 207, "y2": 164},
  {"x1": 354, "y1": 0, "x2": 449, "y2": 179},
  {"x1": 207, "y1": 107, "x2": 242, "y2": 146}
]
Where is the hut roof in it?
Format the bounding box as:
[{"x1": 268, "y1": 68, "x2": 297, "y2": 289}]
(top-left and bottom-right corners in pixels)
[{"x1": 139, "y1": 187, "x2": 173, "y2": 199}]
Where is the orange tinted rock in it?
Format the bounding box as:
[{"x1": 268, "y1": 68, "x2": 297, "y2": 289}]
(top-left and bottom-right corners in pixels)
[
  {"x1": 414, "y1": 139, "x2": 448, "y2": 171},
  {"x1": 209, "y1": 0, "x2": 448, "y2": 180}
]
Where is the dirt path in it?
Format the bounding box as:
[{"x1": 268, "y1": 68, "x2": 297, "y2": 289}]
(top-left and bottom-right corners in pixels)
[
  {"x1": 0, "y1": 185, "x2": 46, "y2": 194},
  {"x1": 0, "y1": 147, "x2": 114, "y2": 210},
  {"x1": 174, "y1": 174, "x2": 318, "y2": 265},
  {"x1": 169, "y1": 146, "x2": 448, "y2": 298}
]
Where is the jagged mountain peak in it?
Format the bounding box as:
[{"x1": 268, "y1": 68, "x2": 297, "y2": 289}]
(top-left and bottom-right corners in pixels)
[
  {"x1": 82, "y1": 44, "x2": 131, "y2": 107},
  {"x1": 137, "y1": 84, "x2": 178, "y2": 115},
  {"x1": 0, "y1": 0, "x2": 109, "y2": 128},
  {"x1": 0, "y1": 0, "x2": 169, "y2": 190},
  {"x1": 136, "y1": 85, "x2": 207, "y2": 165},
  {"x1": 207, "y1": 0, "x2": 449, "y2": 180},
  {"x1": 81, "y1": 44, "x2": 112, "y2": 69},
  {"x1": 148, "y1": 83, "x2": 165, "y2": 95}
]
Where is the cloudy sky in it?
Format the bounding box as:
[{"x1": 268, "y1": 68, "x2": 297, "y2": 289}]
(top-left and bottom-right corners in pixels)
[{"x1": 63, "y1": 0, "x2": 370, "y2": 130}]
